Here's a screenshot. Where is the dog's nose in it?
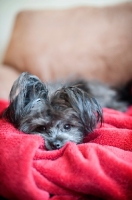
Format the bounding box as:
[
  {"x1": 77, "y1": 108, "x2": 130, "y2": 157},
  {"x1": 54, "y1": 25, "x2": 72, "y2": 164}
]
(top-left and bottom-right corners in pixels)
[{"x1": 51, "y1": 141, "x2": 62, "y2": 150}]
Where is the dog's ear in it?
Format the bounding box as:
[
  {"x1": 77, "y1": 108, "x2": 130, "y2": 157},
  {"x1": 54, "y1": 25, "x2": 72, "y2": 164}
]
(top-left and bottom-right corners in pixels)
[
  {"x1": 60, "y1": 87, "x2": 103, "y2": 133},
  {"x1": 3, "y1": 72, "x2": 48, "y2": 128}
]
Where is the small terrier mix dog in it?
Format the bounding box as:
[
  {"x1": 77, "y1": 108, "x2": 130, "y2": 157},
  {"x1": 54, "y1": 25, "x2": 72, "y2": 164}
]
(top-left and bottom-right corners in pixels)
[{"x1": 2, "y1": 72, "x2": 132, "y2": 150}]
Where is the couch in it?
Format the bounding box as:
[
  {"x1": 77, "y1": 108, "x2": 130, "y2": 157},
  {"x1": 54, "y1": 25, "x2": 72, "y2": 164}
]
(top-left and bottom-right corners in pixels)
[{"x1": 0, "y1": 2, "x2": 132, "y2": 99}]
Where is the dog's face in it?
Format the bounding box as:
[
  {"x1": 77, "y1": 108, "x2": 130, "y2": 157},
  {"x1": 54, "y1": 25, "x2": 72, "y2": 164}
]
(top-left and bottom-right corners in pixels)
[
  {"x1": 3, "y1": 72, "x2": 102, "y2": 150},
  {"x1": 29, "y1": 106, "x2": 85, "y2": 150}
]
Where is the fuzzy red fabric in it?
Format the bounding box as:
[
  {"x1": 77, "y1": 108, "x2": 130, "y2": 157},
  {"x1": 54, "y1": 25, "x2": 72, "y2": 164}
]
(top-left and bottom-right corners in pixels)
[{"x1": 0, "y1": 99, "x2": 132, "y2": 200}]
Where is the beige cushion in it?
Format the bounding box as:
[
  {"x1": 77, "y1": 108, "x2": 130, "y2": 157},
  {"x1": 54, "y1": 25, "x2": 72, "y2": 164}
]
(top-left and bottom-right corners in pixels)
[
  {"x1": 3, "y1": 3, "x2": 132, "y2": 85},
  {"x1": 0, "y1": 65, "x2": 20, "y2": 100}
]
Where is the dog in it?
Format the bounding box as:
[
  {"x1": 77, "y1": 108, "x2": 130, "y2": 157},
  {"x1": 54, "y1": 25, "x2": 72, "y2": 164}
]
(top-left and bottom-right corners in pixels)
[{"x1": 2, "y1": 72, "x2": 132, "y2": 150}]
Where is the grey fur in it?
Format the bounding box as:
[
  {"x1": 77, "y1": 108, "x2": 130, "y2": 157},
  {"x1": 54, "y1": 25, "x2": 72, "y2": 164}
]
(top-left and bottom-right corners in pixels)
[
  {"x1": 87, "y1": 81, "x2": 129, "y2": 112},
  {"x1": 2, "y1": 72, "x2": 129, "y2": 150}
]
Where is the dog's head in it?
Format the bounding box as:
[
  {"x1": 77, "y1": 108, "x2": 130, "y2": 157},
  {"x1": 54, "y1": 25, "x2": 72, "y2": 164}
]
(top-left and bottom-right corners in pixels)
[{"x1": 3, "y1": 72, "x2": 102, "y2": 150}]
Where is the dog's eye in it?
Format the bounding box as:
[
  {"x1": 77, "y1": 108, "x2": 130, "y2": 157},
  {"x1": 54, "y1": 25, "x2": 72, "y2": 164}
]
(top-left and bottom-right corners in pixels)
[
  {"x1": 63, "y1": 124, "x2": 71, "y2": 130},
  {"x1": 36, "y1": 126, "x2": 46, "y2": 132}
]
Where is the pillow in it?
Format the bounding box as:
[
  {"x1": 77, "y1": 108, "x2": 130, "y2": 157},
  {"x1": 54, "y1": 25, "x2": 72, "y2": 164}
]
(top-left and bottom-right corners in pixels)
[
  {"x1": 3, "y1": 3, "x2": 132, "y2": 85},
  {"x1": 0, "y1": 65, "x2": 20, "y2": 99}
]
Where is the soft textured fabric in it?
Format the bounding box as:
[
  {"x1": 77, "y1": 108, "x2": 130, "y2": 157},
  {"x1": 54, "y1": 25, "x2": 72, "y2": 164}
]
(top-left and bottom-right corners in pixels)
[
  {"x1": 3, "y1": 3, "x2": 132, "y2": 85},
  {"x1": 0, "y1": 99, "x2": 132, "y2": 200}
]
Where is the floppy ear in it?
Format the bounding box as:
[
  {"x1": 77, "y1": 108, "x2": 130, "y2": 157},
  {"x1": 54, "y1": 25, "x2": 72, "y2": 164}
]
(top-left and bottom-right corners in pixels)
[
  {"x1": 61, "y1": 87, "x2": 103, "y2": 133},
  {"x1": 3, "y1": 72, "x2": 48, "y2": 128}
]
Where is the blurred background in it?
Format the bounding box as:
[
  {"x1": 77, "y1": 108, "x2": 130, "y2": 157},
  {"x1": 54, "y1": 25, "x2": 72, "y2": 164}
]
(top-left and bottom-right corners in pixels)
[
  {"x1": 0, "y1": 0, "x2": 131, "y2": 63},
  {"x1": 0, "y1": 0, "x2": 132, "y2": 100}
]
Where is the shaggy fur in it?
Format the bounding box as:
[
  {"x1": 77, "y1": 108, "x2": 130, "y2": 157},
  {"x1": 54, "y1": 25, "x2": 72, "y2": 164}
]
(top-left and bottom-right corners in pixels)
[{"x1": 2, "y1": 72, "x2": 131, "y2": 150}]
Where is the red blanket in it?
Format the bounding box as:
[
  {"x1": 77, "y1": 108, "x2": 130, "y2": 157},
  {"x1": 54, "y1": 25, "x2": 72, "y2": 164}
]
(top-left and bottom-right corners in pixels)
[{"x1": 0, "y1": 99, "x2": 132, "y2": 200}]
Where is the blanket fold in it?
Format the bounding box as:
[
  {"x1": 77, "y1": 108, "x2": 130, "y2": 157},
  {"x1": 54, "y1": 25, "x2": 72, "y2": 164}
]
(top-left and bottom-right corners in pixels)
[{"x1": 0, "y1": 100, "x2": 132, "y2": 200}]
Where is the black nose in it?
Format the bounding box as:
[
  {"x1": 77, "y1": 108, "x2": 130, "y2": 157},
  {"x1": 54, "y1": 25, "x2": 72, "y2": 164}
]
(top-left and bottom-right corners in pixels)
[{"x1": 51, "y1": 141, "x2": 62, "y2": 150}]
